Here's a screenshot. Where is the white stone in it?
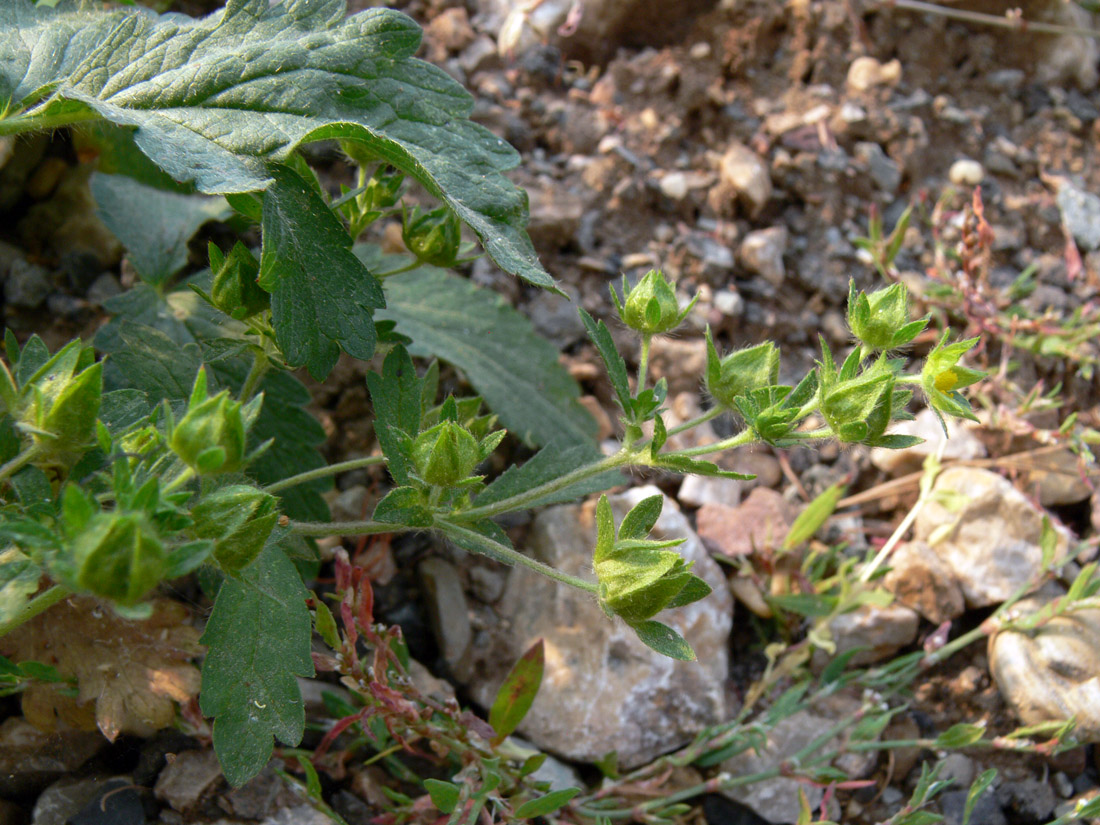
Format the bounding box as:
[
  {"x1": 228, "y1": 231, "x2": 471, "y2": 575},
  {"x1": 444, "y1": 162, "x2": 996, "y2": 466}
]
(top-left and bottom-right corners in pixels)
[
  {"x1": 846, "y1": 56, "x2": 901, "y2": 92},
  {"x1": 870, "y1": 408, "x2": 987, "y2": 475},
  {"x1": 949, "y1": 158, "x2": 984, "y2": 186},
  {"x1": 659, "y1": 170, "x2": 689, "y2": 200},
  {"x1": 719, "y1": 143, "x2": 772, "y2": 217},
  {"x1": 738, "y1": 227, "x2": 788, "y2": 286}
]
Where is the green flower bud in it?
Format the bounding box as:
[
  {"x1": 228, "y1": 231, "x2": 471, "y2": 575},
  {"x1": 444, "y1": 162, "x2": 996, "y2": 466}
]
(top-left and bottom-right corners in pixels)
[
  {"x1": 190, "y1": 484, "x2": 279, "y2": 572},
  {"x1": 170, "y1": 368, "x2": 260, "y2": 475},
  {"x1": 921, "y1": 331, "x2": 984, "y2": 430},
  {"x1": 68, "y1": 512, "x2": 167, "y2": 605},
  {"x1": 362, "y1": 166, "x2": 405, "y2": 213},
  {"x1": 846, "y1": 281, "x2": 928, "y2": 351},
  {"x1": 704, "y1": 328, "x2": 780, "y2": 409},
  {"x1": 210, "y1": 242, "x2": 269, "y2": 321},
  {"x1": 402, "y1": 205, "x2": 462, "y2": 268},
  {"x1": 593, "y1": 495, "x2": 710, "y2": 625},
  {"x1": 411, "y1": 420, "x2": 481, "y2": 487},
  {"x1": 611, "y1": 270, "x2": 696, "y2": 336}
]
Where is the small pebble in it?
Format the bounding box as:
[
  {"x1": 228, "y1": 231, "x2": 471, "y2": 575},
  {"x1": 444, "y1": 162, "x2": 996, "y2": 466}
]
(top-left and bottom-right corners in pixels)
[
  {"x1": 659, "y1": 171, "x2": 689, "y2": 200},
  {"x1": 949, "y1": 158, "x2": 984, "y2": 186},
  {"x1": 847, "y1": 56, "x2": 902, "y2": 92}
]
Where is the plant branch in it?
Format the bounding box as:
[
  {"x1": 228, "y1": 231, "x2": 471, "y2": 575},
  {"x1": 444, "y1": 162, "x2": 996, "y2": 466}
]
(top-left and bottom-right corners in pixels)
[
  {"x1": 0, "y1": 106, "x2": 102, "y2": 137},
  {"x1": 0, "y1": 585, "x2": 70, "y2": 637},
  {"x1": 239, "y1": 349, "x2": 270, "y2": 403},
  {"x1": 665, "y1": 404, "x2": 723, "y2": 437},
  {"x1": 0, "y1": 445, "x2": 40, "y2": 484},
  {"x1": 883, "y1": 0, "x2": 1100, "y2": 39},
  {"x1": 637, "y1": 334, "x2": 652, "y2": 394},
  {"x1": 661, "y1": 427, "x2": 756, "y2": 458},
  {"x1": 265, "y1": 455, "x2": 386, "y2": 494},
  {"x1": 289, "y1": 518, "x2": 407, "y2": 538},
  {"x1": 436, "y1": 521, "x2": 598, "y2": 593}
]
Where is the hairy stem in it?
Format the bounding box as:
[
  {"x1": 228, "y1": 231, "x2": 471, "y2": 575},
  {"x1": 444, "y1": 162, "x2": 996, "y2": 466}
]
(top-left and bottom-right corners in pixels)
[
  {"x1": 290, "y1": 519, "x2": 407, "y2": 538},
  {"x1": 665, "y1": 404, "x2": 723, "y2": 437},
  {"x1": 0, "y1": 106, "x2": 102, "y2": 138},
  {"x1": 436, "y1": 521, "x2": 598, "y2": 594},
  {"x1": 661, "y1": 427, "x2": 756, "y2": 458},
  {"x1": 239, "y1": 349, "x2": 270, "y2": 403},
  {"x1": 0, "y1": 585, "x2": 70, "y2": 637},
  {"x1": 637, "y1": 334, "x2": 652, "y2": 394},
  {"x1": 265, "y1": 455, "x2": 386, "y2": 495},
  {"x1": 0, "y1": 445, "x2": 40, "y2": 484}
]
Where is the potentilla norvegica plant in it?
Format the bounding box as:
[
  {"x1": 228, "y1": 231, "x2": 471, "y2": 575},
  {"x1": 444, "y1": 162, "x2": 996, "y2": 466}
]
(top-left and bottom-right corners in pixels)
[{"x1": 0, "y1": 0, "x2": 985, "y2": 802}]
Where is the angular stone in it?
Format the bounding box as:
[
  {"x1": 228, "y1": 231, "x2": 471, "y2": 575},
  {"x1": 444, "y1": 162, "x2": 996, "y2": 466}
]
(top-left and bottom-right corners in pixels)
[
  {"x1": 719, "y1": 143, "x2": 771, "y2": 217},
  {"x1": 882, "y1": 540, "x2": 965, "y2": 624},
  {"x1": 419, "y1": 557, "x2": 472, "y2": 672},
  {"x1": 1019, "y1": 447, "x2": 1093, "y2": 507},
  {"x1": 1056, "y1": 180, "x2": 1100, "y2": 252},
  {"x1": 464, "y1": 486, "x2": 731, "y2": 768},
  {"x1": 155, "y1": 749, "x2": 224, "y2": 813},
  {"x1": 0, "y1": 718, "x2": 104, "y2": 797},
  {"x1": 814, "y1": 602, "x2": 920, "y2": 668},
  {"x1": 648, "y1": 337, "x2": 707, "y2": 395},
  {"x1": 696, "y1": 488, "x2": 796, "y2": 557},
  {"x1": 913, "y1": 467, "x2": 1070, "y2": 608},
  {"x1": 677, "y1": 474, "x2": 742, "y2": 509},
  {"x1": 739, "y1": 227, "x2": 787, "y2": 287}
]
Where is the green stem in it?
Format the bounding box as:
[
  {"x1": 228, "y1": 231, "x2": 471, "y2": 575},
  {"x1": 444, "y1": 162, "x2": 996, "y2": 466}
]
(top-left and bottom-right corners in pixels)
[
  {"x1": 265, "y1": 455, "x2": 386, "y2": 495},
  {"x1": 0, "y1": 445, "x2": 40, "y2": 484},
  {"x1": 290, "y1": 519, "x2": 408, "y2": 538},
  {"x1": 637, "y1": 334, "x2": 652, "y2": 394},
  {"x1": 330, "y1": 181, "x2": 370, "y2": 210},
  {"x1": 661, "y1": 428, "x2": 756, "y2": 458},
  {"x1": 458, "y1": 450, "x2": 634, "y2": 521},
  {"x1": 665, "y1": 404, "x2": 723, "y2": 437},
  {"x1": 162, "y1": 466, "x2": 196, "y2": 495},
  {"x1": 0, "y1": 107, "x2": 102, "y2": 138},
  {"x1": 436, "y1": 521, "x2": 598, "y2": 594},
  {"x1": 0, "y1": 585, "x2": 70, "y2": 637},
  {"x1": 373, "y1": 260, "x2": 422, "y2": 279},
  {"x1": 239, "y1": 349, "x2": 270, "y2": 403}
]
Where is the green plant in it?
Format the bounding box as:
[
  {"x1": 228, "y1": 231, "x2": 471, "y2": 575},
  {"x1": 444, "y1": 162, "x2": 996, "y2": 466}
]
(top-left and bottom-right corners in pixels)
[{"x1": 0, "y1": 0, "x2": 989, "y2": 810}]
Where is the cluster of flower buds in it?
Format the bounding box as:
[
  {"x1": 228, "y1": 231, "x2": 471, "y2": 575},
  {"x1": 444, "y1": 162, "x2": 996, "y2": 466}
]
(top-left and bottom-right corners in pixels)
[
  {"x1": 209, "y1": 241, "x2": 269, "y2": 321},
  {"x1": 402, "y1": 204, "x2": 462, "y2": 268},
  {"x1": 611, "y1": 269, "x2": 696, "y2": 336}
]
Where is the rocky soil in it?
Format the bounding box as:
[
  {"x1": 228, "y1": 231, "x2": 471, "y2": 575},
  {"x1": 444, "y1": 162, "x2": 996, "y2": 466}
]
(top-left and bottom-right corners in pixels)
[{"x1": 3, "y1": 0, "x2": 1100, "y2": 823}]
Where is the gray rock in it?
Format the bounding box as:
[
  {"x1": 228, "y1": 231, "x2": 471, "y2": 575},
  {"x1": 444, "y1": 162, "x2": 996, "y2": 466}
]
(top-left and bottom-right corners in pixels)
[
  {"x1": 525, "y1": 186, "x2": 584, "y2": 250},
  {"x1": 739, "y1": 228, "x2": 788, "y2": 287},
  {"x1": 1057, "y1": 181, "x2": 1100, "y2": 251},
  {"x1": 713, "y1": 288, "x2": 744, "y2": 318},
  {"x1": 262, "y1": 806, "x2": 332, "y2": 825},
  {"x1": 526, "y1": 288, "x2": 586, "y2": 348},
  {"x1": 419, "y1": 556, "x2": 472, "y2": 672},
  {"x1": 469, "y1": 565, "x2": 506, "y2": 603},
  {"x1": 940, "y1": 789, "x2": 1006, "y2": 825},
  {"x1": 648, "y1": 337, "x2": 707, "y2": 395},
  {"x1": 677, "y1": 474, "x2": 742, "y2": 509},
  {"x1": 154, "y1": 749, "x2": 223, "y2": 813},
  {"x1": 0, "y1": 718, "x2": 105, "y2": 798},
  {"x1": 720, "y1": 711, "x2": 831, "y2": 823},
  {"x1": 85, "y1": 272, "x2": 122, "y2": 305},
  {"x1": 935, "y1": 752, "x2": 976, "y2": 788},
  {"x1": 813, "y1": 602, "x2": 919, "y2": 668},
  {"x1": 913, "y1": 467, "x2": 1070, "y2": 608},
  {"x1": 854, "y1": 142, "x2": 901, "y2": 194},
  {"x1": 32, "y1": 777, "x2": 116, "y2": 825},
  {"x1": 719, "y1": 143, "x2": 772, "y2": 217},
  {"x1": 883, "y1": 540, "x2": 966, "y2": 624},
  {"x1": 4, "y1": 258, "x2": 52, "y2": 309},
  {"x1": 989, "y1": 597, "x2": 1100, "y2": 739},
  {"x1": 995, "y1": 779, "x2": 1056, "y2": 821},
  {"x1": 466, "y1": 486, "x2": 731, "y2": 768}
]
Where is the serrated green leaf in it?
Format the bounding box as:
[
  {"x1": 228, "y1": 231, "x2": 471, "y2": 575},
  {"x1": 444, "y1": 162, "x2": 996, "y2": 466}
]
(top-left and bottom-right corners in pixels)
[
  {"x1": 513, "y1": 787, "x2": 580, "y2": 819},
  {"x1": 372, "y1": 486, "x2": 433, "y2": 527},
  {"x1": 365, "y1": 345, "x2": 422, "y2": 485},
  {"x1": 423, "y1": 779, "x2": 461, "y2": 814},
  {"x1": 259, "y1": 164, "x2": 384, "y2": 379},
  {"x1": 489, "y1": 638, "x2": 544, "y2": 744},
  {"x1": 578, "y1": 309, "x2": 632, "y2": 414},
  {"x1": 199, "y1": 542, "x2": 314, "y2": 787},
  {"x1": 90, "y1": 172, "x2": 230, "y2": 286},
  {"x1": 1, "y1": 0, "x2": 552, "y2": 289},
  {"x1": 476, "y1": 440, "x2": 622, "y2": 510},
  {"x1": 631, "y1": 620, "x2": 695, "y2": 661},
  {"x1": 98, "y1": 320, "x2": 204, "y2": 403},
  {"x1": 376, "y1": 258, "x2": 595, "y2": 447}
]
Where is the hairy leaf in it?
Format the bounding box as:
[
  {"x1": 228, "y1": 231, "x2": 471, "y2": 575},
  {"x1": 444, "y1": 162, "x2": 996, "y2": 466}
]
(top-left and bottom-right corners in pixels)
[
  {"x1": 365, "y1": 345, "x2": 423, "y2": 485},
  {"x1": 259, "y1": 164, "x2": 384, "y2": 378},
  {"x1": 0, "y1": 549, "x2": 44, "y2": 628},
  {"x1": 1, "y1": 0, "x2": 553, "y2": 289},
  {"x1": 199, "y1": 543, "x2": 314, "y2": 787},
  {"x1": 488, "y1": 638, "x2": 544, "y2": 744},
  {"x1": 374, "y1": 255, "x2": 595, "y2": 447},
  {"x1": 90, "y1": 172, "x2": 230, "y2": 286},
  {"x1": 476, "y1": 440, "x2": 621, "y2": 509},
  {"x1": 631, "y1": 620, "x2": 695, "y2": 661}
]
